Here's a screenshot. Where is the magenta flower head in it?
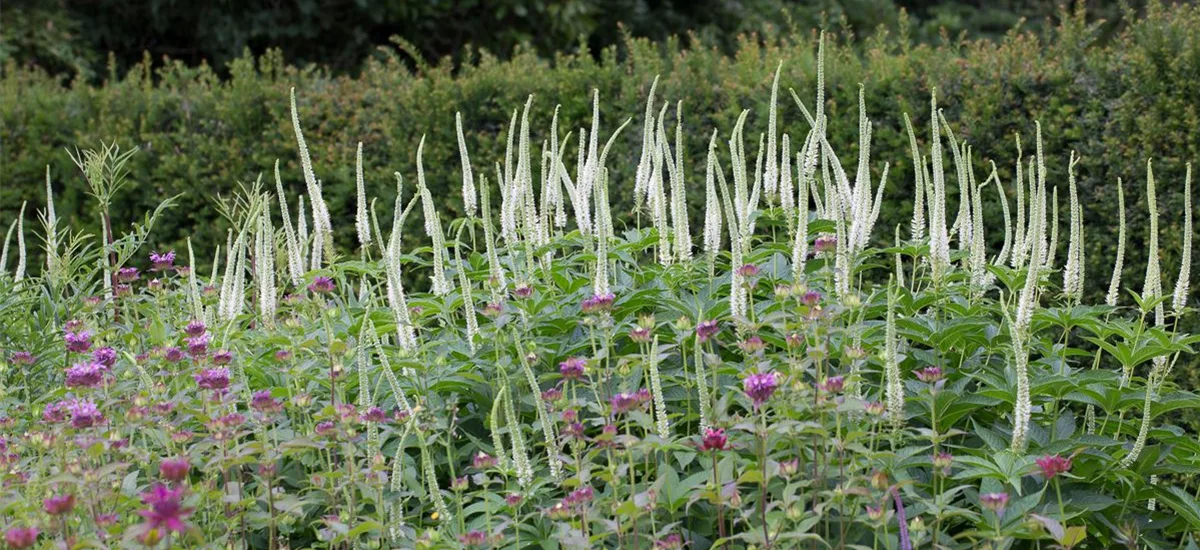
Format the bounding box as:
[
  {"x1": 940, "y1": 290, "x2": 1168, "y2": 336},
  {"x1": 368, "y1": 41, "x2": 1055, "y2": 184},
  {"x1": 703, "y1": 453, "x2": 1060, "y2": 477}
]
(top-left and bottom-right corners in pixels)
[
  {"x1": 1035, "y1": 454, "x2": 1072, "y2": 480},
  {"x1": 159, "y1": 458, "x2": 190, "y2": 483},
  {"x1": 65, "y1": 361, "x2": 106, "y2": 388},
  {"x1": 800, "y1": 290, "x2": 822, "y2": 307},
  {"x1": 915, "y1": 366, "x2": 943, "y2": 383},
  {"x1": 163, "y1": 347, "x2": 185, "y2": 363},
  {"x1": 655, "y1": 534, "x2": 684, "y2": 549},
  {"x1": 696, "y1": 320, "x2": 720, "y2": 343},
  {"x1": 250, "y1": 390, "x2": 283, "y2": 414},
  {"x1": 184, "y1": 320, "x2": 206, "y2": 337},
  {"x1": 513, "y1": 284, "x2": 533, "y2": 299},
  {"x1": 610, "y1": 392, "x2": 640, "y2": 415},
  {"x1": 581, "y1": 292, "x2": 615, "y2": 314},
  {"x1": 736, "y1": 263, "x2": 761, "y2": 278},
  {"x1": 814, "y1": 234, "x2": 838, "y2": 253},
  {"x1": 458, "y1": 530, "x2": 488, "y2": 547},
  {"x1": 211, "y1": 350, "x2": 233, "y2": 365},
  {"x1": 149, "y1": 250, "x2": 176, "y2": 272},
  {"x1": 980, "y1": 492, "x2": 1009, "y2": 517},
  {"x1": 559, "y1": 357, "x2": 587, "y2": 380},
  {"x1": 3, "y1": 527, "x2": 39, "y2": 549},
  {"x1": 194, "y1": 368, "x2": 230, "y2": 391},
  {"x1": 92, "y1": 347, "x2": 117, "y2": 368},
  {"x1": 482, "y1": 301, "x2": 504, "y2": 317},
  {"x1": 315, "y1": 421, "x2": 337, "y2": 437},
  {"x1": 307, "y1": 276, "x2": 335, "y2": 294},
  {"x1": 43, "y1": 401, "x2": 68, "y2": 423},
  {"x1": 11, "y1": 351, "x2": 35, "y2": 366},
  {"x1": 137, "y1": 483, "x2": 193, "y2": 534},
  {"x1": 43, "y1": 493, "x2": 76, "y2": 515},
  {"x1": 738, "y1": 335, "x2": 766, "y2": 354},
  {"x1": 64, "y1": 329, "x2": 93, "y2": 354},
  {"x1": 629, "y1": 326, "x2": 652, "y2": 343},
  {"x1": 361, "y1": 406, "x2": 387, "y2": 423},
  {"x1": 117, "y1": 266, "x2": 140, "y2": 283},
  {"x1": 700, "y1": 427, "x2": 728, "y2": 452},
  {"x1": 473, "y1": 452, "x2": 498, "y2": 470},
  {"x1": 743, "y1": 371, "x2": 779, "y2": 409},
  {"x1": 185, "y1": 334, "x2": 209, "y2": 357},
  {"x1": 67, "y1": 399, "x2": 103, "y2": 428},
  {"x1": 819, "y1": 375, "x2": 845, "y2": 394}
]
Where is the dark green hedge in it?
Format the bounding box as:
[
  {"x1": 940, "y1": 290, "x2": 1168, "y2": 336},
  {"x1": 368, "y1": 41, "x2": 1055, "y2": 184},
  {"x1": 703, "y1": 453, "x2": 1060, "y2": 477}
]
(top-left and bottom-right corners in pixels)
[{"x1": 2, "y1": 2, "x2": 1198, "y2": 314}]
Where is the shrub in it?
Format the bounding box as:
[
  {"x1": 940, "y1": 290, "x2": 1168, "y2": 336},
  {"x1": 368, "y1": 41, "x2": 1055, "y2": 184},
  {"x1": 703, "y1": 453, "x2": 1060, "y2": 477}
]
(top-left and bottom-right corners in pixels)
[{"x1": 0, "y1": 34, "x2": 1198, "y2": 548}]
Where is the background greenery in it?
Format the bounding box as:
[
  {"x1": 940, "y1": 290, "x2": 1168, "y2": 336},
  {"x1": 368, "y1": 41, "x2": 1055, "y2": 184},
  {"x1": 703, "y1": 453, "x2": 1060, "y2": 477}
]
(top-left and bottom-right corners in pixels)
[{"x1": 0, "y1": 0, "x2": 1145, "y2": 80}]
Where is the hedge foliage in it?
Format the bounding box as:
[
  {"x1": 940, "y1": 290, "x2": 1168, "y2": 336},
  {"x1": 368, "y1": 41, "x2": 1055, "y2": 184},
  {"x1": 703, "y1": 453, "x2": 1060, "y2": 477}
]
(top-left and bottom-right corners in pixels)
[{"x1": 2, "y1": 2, "x2": 1198, "y2": 312}]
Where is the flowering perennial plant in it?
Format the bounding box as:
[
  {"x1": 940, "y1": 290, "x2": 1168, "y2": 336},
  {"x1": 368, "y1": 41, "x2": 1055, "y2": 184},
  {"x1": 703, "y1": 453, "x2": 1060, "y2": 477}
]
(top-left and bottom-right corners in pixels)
[{"x1": 0, "y1": 36, "x2": 1197, "y2": 550}]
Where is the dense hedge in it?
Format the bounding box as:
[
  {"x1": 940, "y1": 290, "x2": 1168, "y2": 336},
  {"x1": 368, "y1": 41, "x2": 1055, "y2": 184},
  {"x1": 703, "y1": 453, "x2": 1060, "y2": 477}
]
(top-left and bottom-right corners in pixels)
[
  {"x1": 2, "y1": 2, "x2": 1198, "y2": 312},
  {"x1": 2, "y1": 0, "x2": 1127, "y2": 79}
]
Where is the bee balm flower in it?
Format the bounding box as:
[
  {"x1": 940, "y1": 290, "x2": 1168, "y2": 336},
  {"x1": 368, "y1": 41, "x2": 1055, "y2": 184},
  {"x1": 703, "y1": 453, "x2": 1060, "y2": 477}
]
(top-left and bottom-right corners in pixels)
[{"x1": 743, "y1": 371, "x2": 779, "y2": 409}]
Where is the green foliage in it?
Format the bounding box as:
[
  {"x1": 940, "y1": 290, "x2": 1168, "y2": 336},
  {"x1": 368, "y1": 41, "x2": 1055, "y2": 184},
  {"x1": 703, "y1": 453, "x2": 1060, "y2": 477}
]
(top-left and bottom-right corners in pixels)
[
  {"x1": 0, "y1": 0, "x2": 1129, "y2": 78},
  {"x1": 1, "y1": 68, "x2": 1199, "y2": 546}
]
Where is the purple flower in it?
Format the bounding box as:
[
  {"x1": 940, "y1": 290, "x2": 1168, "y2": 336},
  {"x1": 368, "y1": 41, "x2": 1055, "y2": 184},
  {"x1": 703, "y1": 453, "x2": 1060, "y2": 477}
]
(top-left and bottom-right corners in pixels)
[
  {"x1": 513, "y1": 284, "x2": 533, "y2": 299},
  {"x1": 736, "y1": 263, "x2": 761, "y2": 278},
  {"x1": 629, "y1": 326, "x2": 652, "y2": 343},
  {"x1": 559, "y1": 357, "x2": 587, "y2": 380},
  {"x1": 800, "y1": 290, "x2": 822, "y2": 307},
  {"x1": 64, "y1": 329, "x2": 93, "y2": 353},
  {"x1": 819, "y1": 376, "x2": 845, "y2": 394},
  {"x1": 185, "y1": 334, "x2": 209, "y2": 357},
  {"x1": 11, "y1": 351, "x2": 35, "y2": 366},
  {"x1": 211, "y1": 350, "x2": 233, "y2": 365},
  {"x1": 696, "y1": 320, "x2": 720, "y2": 343},
  {"x1": 473, "y1": 452, "x2": 498, "y2": 470},
  {"x1": 92, "y1": 347, "x2": 117, "y2": 367},
  {"x1": 159, "y1": 458, "x2": 190, "y2": 482},
  {"x1": 361, "y1": 406, "x2": 387, "y2": 423},
  {"x1": 814, "y1": 234, "x2": 838, "y2": 253},
  {"x1": 149, "y1": 250, "x2": 176, "y2": 272},
  {"x1": 655, "y1": 534, "x2": 684, "y2": 549},
  {"x1": 117, "y1": 266, "x2": 140, "y2": 283},
  {"x1": 700, "y1": 428, "x2": 728, "y2": 451},
  {"x1": 67, "y1": 399, "x2": 104, "y2": 429},
  {"x1": 194, "y1": 368, "x2": 230, "y2": 390},
  {"x1": 3, "y1": 527, "x2": 39, "y2": 549},
  {"x1": 65, "y1": 361, "x2": 106, "y2": 388},
  {"x1": 610, "y1": 392, "x2": 640, "y2": 415},
  {"x1": 743, "y1": 371, "x2": 779, "y2": 409},
  {"x1": 915, "y1": 366, "x2": 943, "y2": 383},
  {"x1": 274, "y1": 350, "x2": 293, "y2": 362},
  {"x1": 43, "y1": 494, "x2": 76, "y2": 515},
  {"x1": 738, "y1": 335, "x2": 766, "y2": 354},
  {"x1": 315, "y1": 421, "x2": 337, "y2": 437},
  {"x1": 482, "y1": 301, "x2": 504, "y2": 317},
  {"x1": 163, "y1": 346, "x2": 185, "y2": 363},
  {"x1": 581, "y1": 292, "x2": 615, "y2": 314},
  {"x1": 43, "y1": 401, "x2": 68, "y2": 423},
  {"x1": 980, "y1": 492, "x2": 1009, "y2": 517},
  {"x1": 184, "y1": 320, "x2": 206, "y2": 337},
  {"x1": 137, "y1": 483, "x2": 192, "y2": 533},
  {"x1": 458, "y1": 531, "x2": 488, "y2": 547},
  {"x1": 250, "y1": 390, "x2": 283, "y2": 414},
  {"x1": 1035, "y1": 454, "x2": 1072, "y2": 479},
  {"x1": 307, "y1": 276, "x2": 335, "y2": 294}
]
